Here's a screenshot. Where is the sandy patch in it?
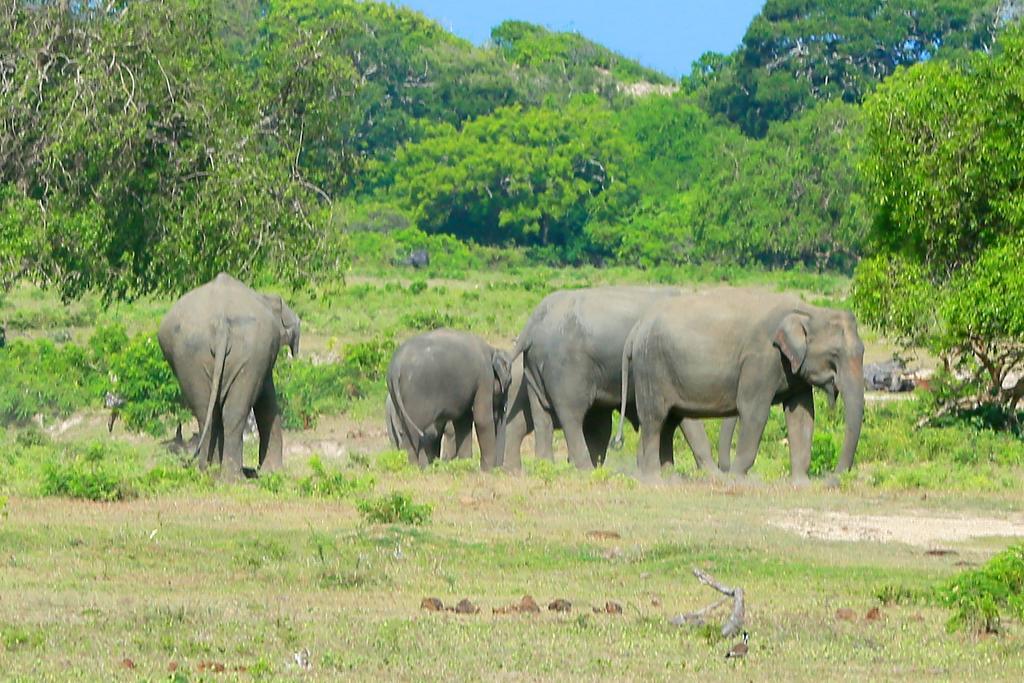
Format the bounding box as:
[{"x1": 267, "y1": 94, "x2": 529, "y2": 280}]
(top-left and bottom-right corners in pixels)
[{"x1": 772, "y1": 508, "x2": 1024, "y2": 547}]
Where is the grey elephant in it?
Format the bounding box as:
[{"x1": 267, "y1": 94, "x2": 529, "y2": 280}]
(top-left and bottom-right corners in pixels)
[
  {"x1": 616, "y1": 289, "x2": 864, "y2": 483},
  {"x1": 505, "y1": 286, "x2": 723, "y2": 471},
  {"x1": 158, "y1": 273, "x2": 300, "y2": 479},
  {"x1": 387, "y1": 329, "x2": 512, "y2": 470}
]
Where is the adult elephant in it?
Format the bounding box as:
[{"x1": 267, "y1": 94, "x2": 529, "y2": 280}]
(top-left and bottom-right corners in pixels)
[
  {"x1": 158, "y1": 273, "x2": 300, "y2": 479},
  {"x1": 505, "y1": 286, "x2": 722, "y2": 472},
  {"x1": 387, "y1": 329, "x2": 512, "y2": 470},
  {"x1": 616, "y1": 289, "x2": 864, "y2": 484}
]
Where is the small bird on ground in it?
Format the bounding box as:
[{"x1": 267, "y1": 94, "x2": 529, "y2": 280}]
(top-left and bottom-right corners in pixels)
[{"x1": 725, "y1": 631, "x2": 749, "y2": 659}]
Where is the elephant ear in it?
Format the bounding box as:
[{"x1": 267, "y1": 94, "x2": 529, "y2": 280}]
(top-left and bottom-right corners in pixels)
[
  {"x1": 491, "y1": 350, "x2": 513, "y2": 395},
  {"x1": 773, "y1": 313, "x2": 808, "y2": 373}
]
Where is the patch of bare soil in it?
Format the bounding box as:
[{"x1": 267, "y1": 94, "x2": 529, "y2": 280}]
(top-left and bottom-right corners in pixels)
[{"x1": 772, "y1": 508, "x2": 1024, "y2": 546}]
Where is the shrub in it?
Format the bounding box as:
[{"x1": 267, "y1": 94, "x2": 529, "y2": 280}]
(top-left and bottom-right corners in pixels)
[
  {"x1": 0, "y1": 338, "x2": 104, "y2": 425},
  {"x1": 525, "y1": 458, "x2": 575, "y2": 483},
  {"x1": 356, "y1": 491, "x2": 431, "y2": 525},
  {"x1": 937, "y1": 544, "x2": 1024, "y2": 633},
  {"x1": 276, "y1": 358, "x2": 356, "y2": 430},
  {"x1": 298, "y1": 456, "x2": 375, "y2": 498},
  {"x1": 108, "y1": 332, "x2": 188, "y2": 437},
  {"x1": 343, "y1": 336, "x2": 395, "y2": 382},
  {"x1": 39, "y1": 442, "x2": 135, "y2": 502},
  {"x1": 374, "y1": 449, "x2": 410, "y2": 473},
  {"x1": 808, "y1": 432, "x2": 838, "y2": 477},
  {"x1": 399, "y1": 309, "x2": 464, "y2": 330}
]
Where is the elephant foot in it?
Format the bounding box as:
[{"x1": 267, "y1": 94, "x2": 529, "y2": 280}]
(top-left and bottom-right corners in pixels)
[
  {"x1": 824, "y1": 474, "x2": 842, "y2": 489},
  {"x1": 790, "y1": 474, "x2": 812, "y2": 488}
]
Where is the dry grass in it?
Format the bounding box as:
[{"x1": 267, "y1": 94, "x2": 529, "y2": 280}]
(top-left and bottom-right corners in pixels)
[{"x1": 2, "y1": 466, "x2": 1024, "y2": 681}]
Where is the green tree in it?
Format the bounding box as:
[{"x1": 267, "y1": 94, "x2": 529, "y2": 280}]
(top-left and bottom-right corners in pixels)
[
  {"x1": 699, "y1": 0, "x2": 1010, "y2": 136},
  {"x1": 390, "y1": 102, "x2": 635, "y2": 257},
  {"x1": 0, "y1": 0, "x2": 356, "y2": 300},
  {"x1": 853, "y1": 27, "x2": 1024, "y2": 419}
]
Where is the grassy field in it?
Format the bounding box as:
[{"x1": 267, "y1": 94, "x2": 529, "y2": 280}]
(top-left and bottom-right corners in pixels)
[{"x1": 2, "y1": 266, "x2": 1024, "y2": 680}]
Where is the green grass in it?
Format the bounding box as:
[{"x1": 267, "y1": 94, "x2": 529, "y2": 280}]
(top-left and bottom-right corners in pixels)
[{"x1": 2, "y1": 267, "x2": 1024, "y2": 679}]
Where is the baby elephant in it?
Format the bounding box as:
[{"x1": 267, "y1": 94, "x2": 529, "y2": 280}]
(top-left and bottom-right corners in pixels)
[{"x1": 387, "y1": 329, "x2": 512, "y2": 470}]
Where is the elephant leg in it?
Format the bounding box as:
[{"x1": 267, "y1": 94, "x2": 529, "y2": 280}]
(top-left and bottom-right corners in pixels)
[
  {"x1": 472, "y1": 392, "x2": 498, "y2": 472},
  {"x1": 559, "y1": 408, "x2": 594, "y2": 471},
  {"x1": 219, "y1": 399, "x2": 249, "y2": 480},
  {"x1": 680, "y1": 418, "x2": 718, "y2": 472},
  {"x1": 526, "y1": 380, "x2": 556, "y2": 462},
  {"x1": 453, "y1": 415, "x2": 474, "y2": 461},
  {"x1": 417, "y1": 427, "x2": 442, "y2": 469},
  {"x1": 718, "y1": 417, "x2": 737, "y2": 472},
  {"x1": 502, "y1": 407, "x2": 530, "y2": 472},
  {"x1": 583, "y1": 408, "x2": 613, "y2": 468},
  {"x1": 253, "y1": 377, "x2": 283, "y2": 473},
  {"x1": 635, "y1": 391, "x2": 669, "y2": 478},
  {"x1": 784, "y1": 389, "x2": 815, "y2": 485},
  {"x1": 659, "y1": 413, "x2": 684, "y2": 467},
  {"x1": 731, "y1": 401, "x2": 771, "y2": 476},
  {"x1": 441, "y1": 421, "x2": 457, "y2": 461}
]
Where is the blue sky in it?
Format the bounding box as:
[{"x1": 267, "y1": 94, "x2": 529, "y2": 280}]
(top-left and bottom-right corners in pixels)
[{"x1": 394, "y1": 1, "x2": 766, "y2": 78}]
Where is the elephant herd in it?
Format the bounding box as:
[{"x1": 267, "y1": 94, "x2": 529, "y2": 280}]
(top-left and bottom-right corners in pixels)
[{"x1": 158, "y1": 274, "x2": 865, "y2": 483}]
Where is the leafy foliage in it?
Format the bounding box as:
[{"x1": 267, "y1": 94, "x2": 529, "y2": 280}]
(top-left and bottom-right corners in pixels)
[
  {"x1": 298, "y1": 456, "x2": 376, "y2": 498},
  {"x1": 696, "y1": 0, "x2": 1009, "y2": 136},
  {"x1": 937, "y1": 544, "x2": 1024, "y2": 633},
  {"x1": 357, "y1": 491, "x2": 432, "y2": 525},
  {"x1": 276, "y1": 358, "x2": 358, "y2": 430},
  {"x1": 0, "y1": 338, "x2": 105, "y2": 425},
  {"x1": 108, "y1": 332, "x2": 189, "y2": 437},
  {"x1": 391, "y1": 102, "x2": 633, "y2": 257},
  {"x1": 854, "y1": 27, "x2": 1024, "y2": 421}
]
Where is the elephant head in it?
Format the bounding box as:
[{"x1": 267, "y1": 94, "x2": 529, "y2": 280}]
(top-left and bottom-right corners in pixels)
[
  {"x1": 262, "y1": 294, "x2": 301, "y2": 357},
  {"x1": 773, "y1": 308, "x2": 865, "y2": 479}
]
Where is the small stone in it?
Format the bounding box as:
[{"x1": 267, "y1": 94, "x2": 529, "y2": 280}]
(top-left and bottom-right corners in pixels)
[
  {"x1": 548, "y1": 598, "x2": 572, "y2": 613},
  {"x1": 167, "y1": 661, "x2": 178, "y2": 672},
  {"x1": 605, "y1": 601, "x2": 623, "y2": 615},
  {"x1": 421, "y1": 597, "x2": 444, "y2": 611},
  {"x1": 120, "y1": 658, "x2": 135, "y2": 670},
  {"x1": 865, "y1": 607, "x2": 883, "y2": 621},
  {"x1": 454, "y1": 598, "x2": 479, "y2": 614}
]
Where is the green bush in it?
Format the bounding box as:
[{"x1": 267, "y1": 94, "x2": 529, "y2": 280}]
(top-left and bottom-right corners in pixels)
[
  {"x1": 108, "y1": 332, "x2": 188, "y2": 437},
  {"x1": 356, "y1": 491, "x2": 432, "y2": 525},
  {"x1": 808, "y1": 432, "x2": 838, "y2": 477},
  {"x1": 399, "y1": 309, "x2": 464, "y2": 330},
  {"x1": 937, "y1": 544, "x2": 1024, "y2": 633},
  {"x1": 0, "y1": 338, "x2": 105, "y2": 424},
  {"x1": 276, "y1": 358, "x2": 357, "y2": 430},
  {"x1": 298, "y1": 456, "x2": 376, "y2": 498},
  {"x1": 39, "y1": 442, "x2": 135, "y2": 502},
  {"x1": 343, "y1": 336, "x2": 396, "y2": 382},
  {"x1": 374, "y1": 449, "x2": 410, "y2": 473}
]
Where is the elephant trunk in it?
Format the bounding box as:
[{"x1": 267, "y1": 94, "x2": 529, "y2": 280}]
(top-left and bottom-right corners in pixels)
[
  {"x1": 834, "y1": 359, "x2": 864, "y2": 479},
  {"x1": 289, "y1": 326, "x2": 300, "y2": 357}
]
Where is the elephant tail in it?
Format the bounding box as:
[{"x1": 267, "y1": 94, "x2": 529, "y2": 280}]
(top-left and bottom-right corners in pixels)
[
  {"x1": 387, "y1": 371, "x2": 422, "y2": 451},
  {"x1": 384, "y1": 394, "x2": 403, "y2": 449},
  {"x1": 612, "y1": 326, "x2": 636, "y2": 451},
  {"x1": 194, "y1": 324, "x2": 229, "y2": 460}
]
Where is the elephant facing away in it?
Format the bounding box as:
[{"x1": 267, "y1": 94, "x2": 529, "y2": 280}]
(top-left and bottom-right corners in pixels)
[
  {"x1": 386, "y1": 355, "x2": 530, "y2": 465},
  {"x1": 505, "y1": 286, "x2": 722, "y2": 472},
  {"x1": 387, "y1": 329, "x2": 512, "y2": 470},
  {"x1": 158, "y1": 273, "x2": 300, "y2": 479},
  {"x1": 617, "y1": 289, "x2": 865, "y2": 484}
]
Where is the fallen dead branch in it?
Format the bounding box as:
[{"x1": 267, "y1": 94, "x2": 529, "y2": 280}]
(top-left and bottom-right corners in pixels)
[{"x1": 669, "y1": 568, "x2": 745, "y2": 637}]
